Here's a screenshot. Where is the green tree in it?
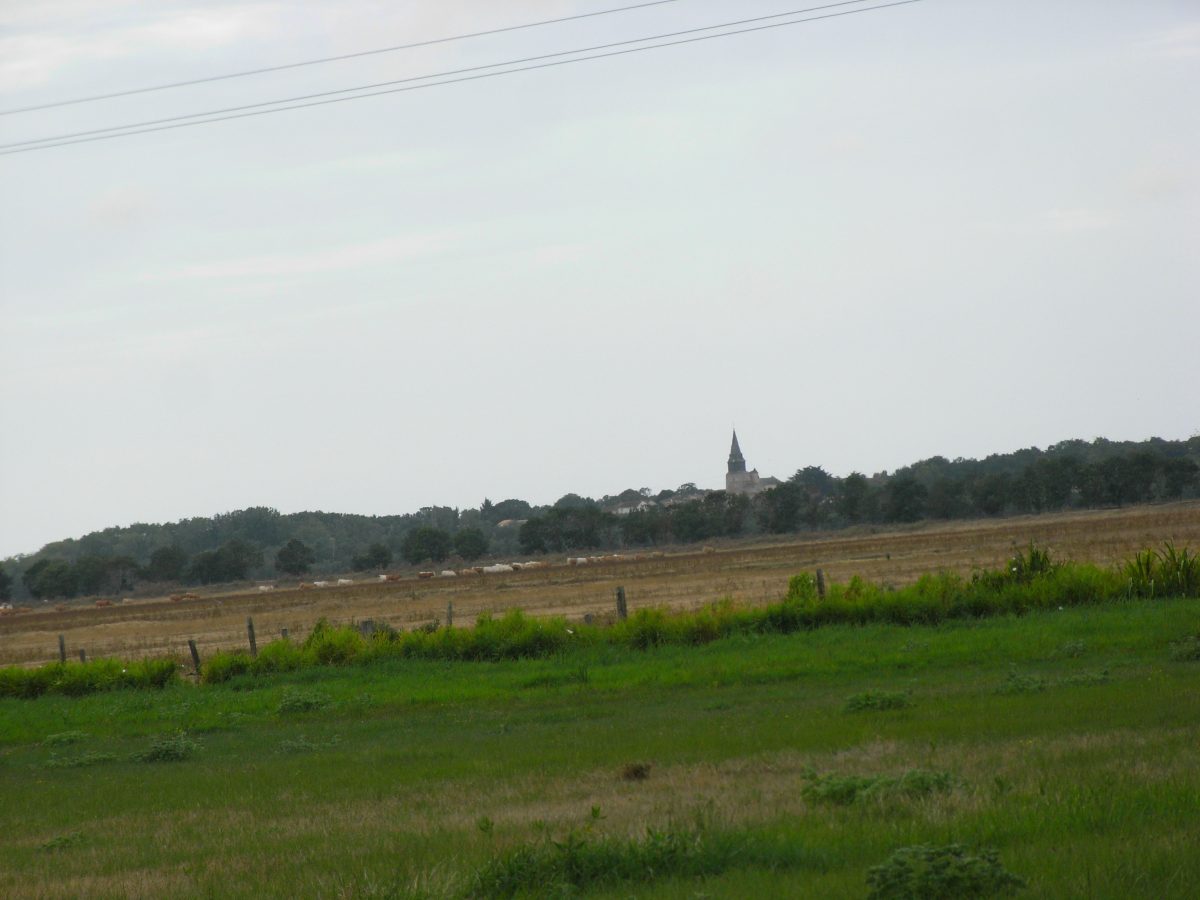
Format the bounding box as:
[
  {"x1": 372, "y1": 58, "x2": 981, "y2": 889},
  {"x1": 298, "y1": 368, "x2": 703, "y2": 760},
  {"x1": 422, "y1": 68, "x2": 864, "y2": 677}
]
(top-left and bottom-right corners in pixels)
[
  {"x1": 453, "y1": 528, "x2": 489, "y2": 561},
  {"x1": 1163, "y1": 458, "x2": 1199, "y2": 498},
  {"x1": 351, "y1": 542, "x2": 392, "y2": 570},
  {"x1": 23, "y1": 559, "x2": 77, "y2": 599},
  {"x1": 401, "y1": 527, "x2": 453, "y2": 565},
  {"x1": 188, "y1": 539, "x2": 262, "y2": 584},
  {"x1": 276, "y1": 539, "x2": 317, "y2": 575},
  {"x1": 144, "y1": 545, "x2": 189, "y2": 582},
  {"x1": 837, "y1": 473, "x2": 872, "y2": 523},
  {"x1": 0, "y1": 563, "x2": 11, "y2": 602},
  {"x1": 883, "y1": 476, "x2": 928, "y2": 523}
]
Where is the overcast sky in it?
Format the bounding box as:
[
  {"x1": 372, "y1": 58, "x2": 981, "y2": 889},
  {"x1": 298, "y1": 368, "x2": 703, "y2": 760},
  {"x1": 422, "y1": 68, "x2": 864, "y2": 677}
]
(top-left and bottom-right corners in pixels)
[{"x1": 1, "y1": 0, "x2": 1198, "y2": 559}]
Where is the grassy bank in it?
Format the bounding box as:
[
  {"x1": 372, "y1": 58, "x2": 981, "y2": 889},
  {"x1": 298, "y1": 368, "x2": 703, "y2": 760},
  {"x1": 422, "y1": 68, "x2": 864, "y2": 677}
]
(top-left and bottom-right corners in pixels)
[{"x1": 2, "y1": 593, "x2": 1200, "y2": 897}]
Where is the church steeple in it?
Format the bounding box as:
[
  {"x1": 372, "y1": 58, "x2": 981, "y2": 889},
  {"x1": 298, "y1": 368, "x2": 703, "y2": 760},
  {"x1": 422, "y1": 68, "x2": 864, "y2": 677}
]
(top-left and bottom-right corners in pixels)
[{"x1": 728, "y1": 429, "x2": 746, "y2": 474}]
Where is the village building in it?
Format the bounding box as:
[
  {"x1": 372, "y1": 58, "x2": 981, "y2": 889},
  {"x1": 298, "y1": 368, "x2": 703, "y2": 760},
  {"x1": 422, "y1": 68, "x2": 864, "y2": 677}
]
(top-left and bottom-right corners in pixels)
[{"x1": 725, "y1": 430, "x2": 780, "y2": 496}]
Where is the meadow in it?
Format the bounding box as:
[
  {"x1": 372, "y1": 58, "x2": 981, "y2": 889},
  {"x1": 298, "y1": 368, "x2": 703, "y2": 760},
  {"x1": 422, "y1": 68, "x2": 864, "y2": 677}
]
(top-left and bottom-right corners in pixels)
[{"x1": 2, "y1": 580, "x2": 1200, "y2": 897}]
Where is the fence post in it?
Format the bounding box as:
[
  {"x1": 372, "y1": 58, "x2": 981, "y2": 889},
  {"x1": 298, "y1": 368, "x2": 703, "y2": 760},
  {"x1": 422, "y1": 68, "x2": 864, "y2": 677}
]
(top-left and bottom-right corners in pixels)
[
  {"x1": 188, "y1": 639, "x2": 201, "y2": 677},
  {"x1": 615, "y1": 586, "x2": 628, "y2": 621},
  {"x1": 78, "y1": 648, "x2": 86, "y2": 663},
  {"x1": 246, "y1": 617, "x2": 257, "y2": 656},
  {"x1": 447, "y1": 601, "x2": 454, "y2": 628},
  {"x1": 816, "y1": 569, "x2": 826, "y2": 601},
  {"x1": 281, "y1": 627, "x2": 289, "y2": 640},
  {"x1": 58, "y1": 634, "x2": 66, "y2": 663}
]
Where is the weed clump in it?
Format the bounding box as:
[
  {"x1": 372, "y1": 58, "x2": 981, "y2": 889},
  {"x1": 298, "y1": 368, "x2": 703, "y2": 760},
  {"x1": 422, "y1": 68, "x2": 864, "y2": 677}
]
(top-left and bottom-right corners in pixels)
[
  {"x1": 621, "y1": 762, "x2": 652, "y2": 781},
  {"x1": 133, "y1": 733, "x2": 198, "y2": 763},
  {"x1": 845, "y1": 691, "x2": 911, "y2": 712},
  {"x1": 996, "y1": 672, "x2": 1047, "y2": 695},
  {"x1": 470, "y1": 824, "x2": 815, "y2": 897},
  {"x1": 42, "y1": 730, "x2": 89, "y2": 747},
  {"x1": 866, "y1": 843, "x2": 1026, "y2": 899},
  {"x1": 38, "y1": 832, "x2": 84, "y2": 853},
  {"x1": 802, "y1": 770, "x2": 953, "y2": 806},
  {"x1": 277, "y1": 689, "x2": 332, "y2": 714},
  {"x1": 0, "y1": 658, "x2": 177, "y2": 699},
  {"x1": 1170, "y1": 635, "x2": 1200, "y2": 662},
  {"x1": 43, "y1": 751, "x2": 118, "y2": 769}
]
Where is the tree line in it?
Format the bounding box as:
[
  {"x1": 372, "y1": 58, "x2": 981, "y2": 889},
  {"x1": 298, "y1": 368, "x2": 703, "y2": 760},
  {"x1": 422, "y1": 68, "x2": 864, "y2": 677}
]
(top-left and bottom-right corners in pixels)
[{"x1": 2, "y1": 435, "x2": 1196, "y2": 602}]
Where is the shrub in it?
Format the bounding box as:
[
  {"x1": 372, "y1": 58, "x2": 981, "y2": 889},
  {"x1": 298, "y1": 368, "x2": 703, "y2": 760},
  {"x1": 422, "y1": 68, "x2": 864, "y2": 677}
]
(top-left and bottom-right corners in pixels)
[
  {"x1": 42, "y1": 731, "x2": 89, "y2": 747},
  {"x1": 253, "y1": 639, "x2": 306, "y2": 675},
  {"x1": 133, "y1": 733, "x2": 198, "y2": 763},
  {"x1": 201, "y1": 651, "x2": 253, "y2": 684},
  {"x1": 43, "y1": 751, "x2": 118, "y2": 769},
  {"x1": 470, "y1": 824, "x2": 815, "y2": 898},
  {"x1": 621, "y1": 762, "x2": 652, "y2": 781},
  {"x1": 277, "y1": 689, "x2": 332, "y2": 714},
  {"x1": 996, "y1": 671, "x2": 1046, "y2": 695},
  {"x1": 1170, "y1": 635, "x2": 1200, "y2": 662},
  {"x1": 0, "y1": 657, "x2": 177, "y2": 698},
  {"x1": 866, "y1": 843, "x2": 1026, "y2": 899},
  {"x1": 303, "y1": 619, "x2": 365, "y2": 666},
  {"x1": 803, "y1": 770, "x2": 952, "y2": 806},
  {"x1": 845, "y1": 691, "x2": 910, "y2": 712}
]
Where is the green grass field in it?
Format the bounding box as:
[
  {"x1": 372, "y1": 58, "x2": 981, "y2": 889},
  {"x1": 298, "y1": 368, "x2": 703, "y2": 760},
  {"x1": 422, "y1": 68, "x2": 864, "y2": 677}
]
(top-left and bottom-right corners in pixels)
[{"x1": 3, "y1": 595, "x2": 1199, "y2": 898}]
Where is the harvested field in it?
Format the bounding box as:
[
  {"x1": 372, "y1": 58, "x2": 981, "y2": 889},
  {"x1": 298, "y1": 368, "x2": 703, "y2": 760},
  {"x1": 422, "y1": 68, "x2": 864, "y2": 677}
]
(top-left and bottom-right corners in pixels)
[{"x1": 3, "y1": 501, "x2": 1198, "y2": 667}]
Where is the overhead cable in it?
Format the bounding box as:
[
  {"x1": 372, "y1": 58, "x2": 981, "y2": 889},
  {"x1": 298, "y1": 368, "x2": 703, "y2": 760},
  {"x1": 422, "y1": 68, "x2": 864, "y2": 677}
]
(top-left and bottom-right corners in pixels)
[{"x1": 1, "y1": 1, "x2": 924, "y2": 156}]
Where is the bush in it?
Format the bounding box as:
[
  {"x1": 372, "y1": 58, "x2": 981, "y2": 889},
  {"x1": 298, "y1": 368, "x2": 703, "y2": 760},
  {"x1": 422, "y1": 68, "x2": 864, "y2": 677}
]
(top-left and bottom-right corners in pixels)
[
  {"x1": 277, "y1": 689, "x2": 332, "y2": 714},
  {"x1": 201, "y1": 651, "x2": 254, "y2": 684},
  {"x1": 303, "y1": 619, "x2": 365, "y2": 666},
  {"x1": 866, "y1": 843, "x2": 1026, "y2": 899},
  {"x1": 803, "y1": 770, "x2": 952, "y2": 806},
  {"x1": 470, "y1": 824, "x2": 815, "y2": 897},
  {"x1": 133, "y1": 733, "x2": 198, "y2": 763},
  {"x1": 845, "y1": 691, "x2": 910, "y2": 712},
  {"x1": 0, "y1": 657, "x2": 177, "y2": 698}
]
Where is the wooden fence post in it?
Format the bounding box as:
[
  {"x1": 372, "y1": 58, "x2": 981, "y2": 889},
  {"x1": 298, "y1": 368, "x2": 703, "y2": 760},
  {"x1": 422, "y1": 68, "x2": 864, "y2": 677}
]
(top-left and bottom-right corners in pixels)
[
  {"x1": 58, "y1": 634, "x2": 66, "y2": 663},
  {"x1": 78, "y1": 648, "x2": 86, "y2": 663},
  {"x1": 447, "y1": 601, "x2": 454, "y2": 628},
  {"x1": 246, "y1": 617, "x2": 257, "y2": 656},
  {"x1": 281, "y1": 627, "x2": 289, "y2": 640},
  {"x1": 188, "y1": 639, "x2": 201, "y2": 677},
  {"x1": 615, "y1": 586, "x2": 628, "y2": 621},
  {"x1": 816, "y1": 569, "x2": 826, "y2": 601}
]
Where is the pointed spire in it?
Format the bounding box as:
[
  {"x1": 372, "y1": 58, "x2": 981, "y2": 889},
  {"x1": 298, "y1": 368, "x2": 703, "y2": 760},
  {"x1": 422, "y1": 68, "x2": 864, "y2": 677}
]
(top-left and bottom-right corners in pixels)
[{"x1": 728, "y1": 429, "x2": 746, "y2": 474}]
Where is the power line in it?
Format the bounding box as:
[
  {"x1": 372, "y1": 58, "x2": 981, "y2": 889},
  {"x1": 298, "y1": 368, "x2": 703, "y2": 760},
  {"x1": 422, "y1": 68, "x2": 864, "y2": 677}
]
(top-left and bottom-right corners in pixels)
[
  {"x1": 1, "y1": 1, "x2": 924, "y2": 157},
  {"x1": 2, "y1": 0, "x2": 887, "y2": 153},
  {"x1": 0, "y1": 0, "x2": 687, "y2": 116}
]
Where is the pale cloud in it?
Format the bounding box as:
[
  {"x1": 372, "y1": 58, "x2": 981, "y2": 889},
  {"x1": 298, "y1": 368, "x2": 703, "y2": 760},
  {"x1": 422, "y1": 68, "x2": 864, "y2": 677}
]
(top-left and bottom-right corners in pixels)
[
  {"x1": 1135, "y1": 22, "x2": 1200, "y2": 60},
  {"x1": 0, "y1": 5, "x2": 281, "y2": 91},
  {"x1": 1043, "y1": 208, "x2": 1119, "y2": 233},
  {"x1": 144, "y1": 231, "x2": 459, "y2": 281},
  {"x1": 88, "y1": 185, "x2": 156, "y2": 227}
]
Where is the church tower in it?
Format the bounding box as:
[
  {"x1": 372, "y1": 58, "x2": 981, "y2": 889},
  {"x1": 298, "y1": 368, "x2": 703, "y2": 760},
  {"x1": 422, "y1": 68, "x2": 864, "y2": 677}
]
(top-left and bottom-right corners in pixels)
[
  {"x1": 727, "y1": 430, "x2": 747, "y2": 475},
  {"x1": 725, "y1": 430, "x2": 779, "y2": 495}
]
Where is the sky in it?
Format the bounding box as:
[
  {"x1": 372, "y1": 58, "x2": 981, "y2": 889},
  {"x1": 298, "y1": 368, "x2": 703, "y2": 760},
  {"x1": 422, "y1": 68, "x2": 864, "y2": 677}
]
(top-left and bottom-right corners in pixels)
[{"x1": 1, "y1": 0, "x2": 1198, "y2": 559}]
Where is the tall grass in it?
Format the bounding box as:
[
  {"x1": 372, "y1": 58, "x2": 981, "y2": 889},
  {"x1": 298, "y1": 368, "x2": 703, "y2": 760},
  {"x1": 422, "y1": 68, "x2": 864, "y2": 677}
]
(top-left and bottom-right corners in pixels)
[
  {"x1": 11, "y1": 544, "x2": 1196, "y2": 693},
  {"x1": 469, "y1": 824, "x2": 819, "y2": 898},
  {"x1": 0, "y1": 657, "x2": 176, "y2": 699}
]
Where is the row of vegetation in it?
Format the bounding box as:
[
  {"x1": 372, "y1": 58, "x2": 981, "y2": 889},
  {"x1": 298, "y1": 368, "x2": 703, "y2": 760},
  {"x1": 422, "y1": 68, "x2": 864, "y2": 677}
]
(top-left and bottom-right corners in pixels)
[
  {"x1": 5, "y1": 527, "x2": 491, "y2": 601},
  {"x1": 5, "y1": 543, "x2": 1196, "y2": 697},
  {"x1": 2, "y1": 434, "x2": 1195, "y2": 602}
]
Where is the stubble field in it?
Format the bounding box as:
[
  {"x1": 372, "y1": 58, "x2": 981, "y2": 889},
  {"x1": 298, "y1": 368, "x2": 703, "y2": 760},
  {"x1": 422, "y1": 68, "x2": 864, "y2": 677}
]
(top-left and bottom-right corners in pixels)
[{"x1": 3, "y1": 502, "x2": 1198, "y2": 667}]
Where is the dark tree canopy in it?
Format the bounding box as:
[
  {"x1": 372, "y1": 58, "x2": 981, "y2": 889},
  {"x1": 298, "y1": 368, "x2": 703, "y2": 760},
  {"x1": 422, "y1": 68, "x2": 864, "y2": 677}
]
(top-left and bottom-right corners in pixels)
[
  {"x1": 144, "y1": 545, "x2": 189, "y2": 582},
  {"x1": 188, "y1": 539, "x2": 262, "y2": 585},
  {"x1": 402, "y1": 527, "x2": 453, "y2": 565},
  {"x1": 351, "y1": 542, "x2": 392, "y2": 571},
  {"x1": 453, "y1": 528, "x2": 489, "y2": 561},
  {"x1": 276, "y1": 539, "x2": 317, "y2": 575}
]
